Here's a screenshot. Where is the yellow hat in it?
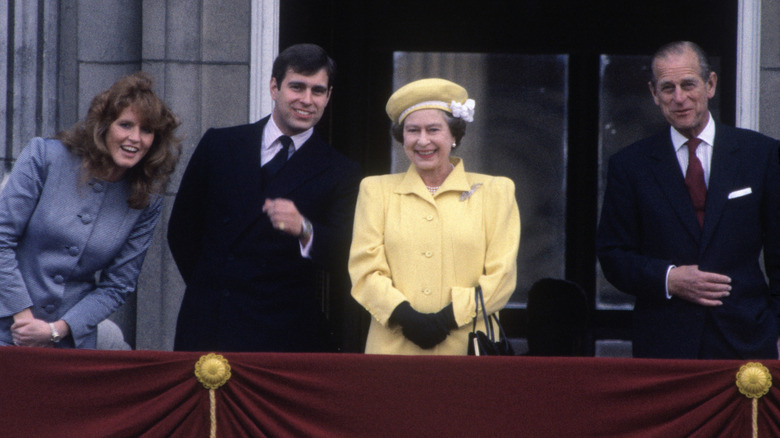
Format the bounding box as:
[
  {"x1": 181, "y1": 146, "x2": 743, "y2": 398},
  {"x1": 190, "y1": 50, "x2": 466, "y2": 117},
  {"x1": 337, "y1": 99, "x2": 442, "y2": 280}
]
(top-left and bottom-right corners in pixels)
[{"x1": 385, "y1": 78, "x2": 475, "y2": 124}]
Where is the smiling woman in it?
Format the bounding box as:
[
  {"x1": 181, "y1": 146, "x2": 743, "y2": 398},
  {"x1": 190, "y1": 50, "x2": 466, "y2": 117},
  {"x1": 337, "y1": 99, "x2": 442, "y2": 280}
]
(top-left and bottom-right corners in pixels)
[
  {"x1": 105, "y1": 106, "x2": 156, "y2": 181},
  {"x1": 401, "y1": 109, "x2": 456, "y2": 188},
  {"x1": 349, "y1": 78, "x2": 520, "y2": 355},
  {"x1": 0, "y1": 72, "x2": 182, "y2": 349}
]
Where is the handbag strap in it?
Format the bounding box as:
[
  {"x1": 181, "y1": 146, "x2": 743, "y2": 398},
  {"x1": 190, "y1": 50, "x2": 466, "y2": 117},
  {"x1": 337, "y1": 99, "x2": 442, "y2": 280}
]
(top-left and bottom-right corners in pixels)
[
  {"x1": 472, "y1": 286, "x2": 495, "y2": 341},
  {"x1": 488, "y1": 313, "x2": 509, "y2": 343}
]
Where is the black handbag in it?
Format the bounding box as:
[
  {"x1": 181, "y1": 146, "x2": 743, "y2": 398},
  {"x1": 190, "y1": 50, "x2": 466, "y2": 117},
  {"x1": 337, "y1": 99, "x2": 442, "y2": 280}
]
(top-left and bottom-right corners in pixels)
[{"x1": 467, "y1": 286, "x2": 514, "y2": 356}]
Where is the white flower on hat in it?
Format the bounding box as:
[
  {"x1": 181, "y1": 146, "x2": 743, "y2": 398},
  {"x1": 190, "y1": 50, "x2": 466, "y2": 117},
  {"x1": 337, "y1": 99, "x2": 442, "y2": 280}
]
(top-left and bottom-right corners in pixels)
[{"x1": 450, "y1": 99, "x2": 475, "y2": 122}]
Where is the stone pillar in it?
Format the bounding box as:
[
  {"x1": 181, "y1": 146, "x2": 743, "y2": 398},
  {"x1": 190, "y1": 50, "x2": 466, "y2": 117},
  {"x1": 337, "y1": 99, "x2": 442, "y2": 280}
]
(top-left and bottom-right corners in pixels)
[
  {"x1": 761, "y1": 0, "x2": 780, "y2": 139},
  {"x1": 0, "y1": 1, "x2": 59, "y2": 183}
]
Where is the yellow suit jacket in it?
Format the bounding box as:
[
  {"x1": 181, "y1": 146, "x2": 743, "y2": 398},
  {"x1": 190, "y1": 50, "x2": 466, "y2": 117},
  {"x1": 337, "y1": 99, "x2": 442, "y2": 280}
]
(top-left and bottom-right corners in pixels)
[{"x1": 349, "y1": 158, "x2": 520, "y2": 355}]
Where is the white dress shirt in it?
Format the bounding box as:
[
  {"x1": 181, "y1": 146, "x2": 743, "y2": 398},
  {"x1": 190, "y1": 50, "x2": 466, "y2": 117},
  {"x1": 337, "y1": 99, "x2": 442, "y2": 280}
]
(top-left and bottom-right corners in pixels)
[
  {"x1": 671, "y1": 112, "x2": 716, "y2": 186},
  {"x1": 665, "y1": 113, "x2": 716, "y2": 298},
  {"x1": 261, "y1": 116, "x2": 313, "y2": 165}
]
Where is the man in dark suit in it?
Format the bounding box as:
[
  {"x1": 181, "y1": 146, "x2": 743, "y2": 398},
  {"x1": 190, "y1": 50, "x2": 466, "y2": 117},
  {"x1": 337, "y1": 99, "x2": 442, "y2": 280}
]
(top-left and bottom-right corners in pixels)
[
  {"x1": 597, "y1": 41, "x2": 780, "y2": 359},
  {"x1": 169, "y1": 44, "x2": 362, "y2": 352}
]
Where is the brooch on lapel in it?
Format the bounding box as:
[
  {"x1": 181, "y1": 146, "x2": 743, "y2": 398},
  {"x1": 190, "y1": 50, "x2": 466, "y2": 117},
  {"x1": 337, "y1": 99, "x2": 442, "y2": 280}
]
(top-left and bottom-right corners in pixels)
[{"x1": 460, "y1": 183, "x2": 483, "y2": 201}]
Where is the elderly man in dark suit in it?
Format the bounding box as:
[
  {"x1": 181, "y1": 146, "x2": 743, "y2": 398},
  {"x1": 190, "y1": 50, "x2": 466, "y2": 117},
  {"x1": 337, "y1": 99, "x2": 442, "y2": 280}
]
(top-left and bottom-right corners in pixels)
[
  {"x1": 597, "y1": 41, "x2": 780, "y2": 359},
  {"x1": 169, "y1": 44, "x2": 362, "y2": 352}
]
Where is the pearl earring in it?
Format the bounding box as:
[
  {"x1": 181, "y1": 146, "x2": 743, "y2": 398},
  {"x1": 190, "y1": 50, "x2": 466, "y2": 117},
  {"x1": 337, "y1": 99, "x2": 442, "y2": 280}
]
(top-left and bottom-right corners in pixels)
[{"x1": 452, "y1": 142, "x2": 457, "y2": 149}]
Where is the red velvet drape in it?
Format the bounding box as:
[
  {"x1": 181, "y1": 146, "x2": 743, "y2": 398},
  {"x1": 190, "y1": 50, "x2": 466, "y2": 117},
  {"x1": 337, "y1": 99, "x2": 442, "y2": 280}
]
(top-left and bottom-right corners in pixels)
[{"x1": 1, "y1": 348, "x2": 778, "y2": 437}]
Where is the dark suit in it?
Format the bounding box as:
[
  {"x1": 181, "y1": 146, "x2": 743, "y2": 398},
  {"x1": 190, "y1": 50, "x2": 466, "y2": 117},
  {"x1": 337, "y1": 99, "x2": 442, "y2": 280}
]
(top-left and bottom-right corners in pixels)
[
  {"x1": 169, "y1": 116, "x2": 361, "y2": 352},
  {"x1": 597, "y1": 123, "x2": 780, "y2": 359}
]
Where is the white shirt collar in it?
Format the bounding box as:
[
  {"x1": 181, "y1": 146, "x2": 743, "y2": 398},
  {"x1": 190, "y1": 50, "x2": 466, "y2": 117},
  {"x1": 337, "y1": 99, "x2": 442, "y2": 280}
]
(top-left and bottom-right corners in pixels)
[
  {"x1": 671, "y1": 112, "x2": 716, "y2": 152},
  {"x1": 262, "y1": 116, "x2": 314, "y2": 151}
]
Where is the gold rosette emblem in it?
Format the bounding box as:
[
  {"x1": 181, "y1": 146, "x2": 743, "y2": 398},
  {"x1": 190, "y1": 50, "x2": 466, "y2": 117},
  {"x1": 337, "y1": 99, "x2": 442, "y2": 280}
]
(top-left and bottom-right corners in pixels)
[
  {"x1": 195, "y1": 353, "x2": 232, "y2": 390},
  {"x1": 736, "y1": 362, "x2": 771, "y2": 399},
  {"x1": 736, "y1": 362, "x2": 772, "y2": 438},
  {"x1": 195, "y1": 354, "x2": 232, "y2": 437}
]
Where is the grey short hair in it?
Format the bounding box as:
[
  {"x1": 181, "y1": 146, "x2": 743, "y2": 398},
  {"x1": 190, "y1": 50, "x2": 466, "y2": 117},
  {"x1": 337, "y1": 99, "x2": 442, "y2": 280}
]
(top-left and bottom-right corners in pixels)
[{"x1": 650, "y1": 41, "x2": 712, "y2": 87}]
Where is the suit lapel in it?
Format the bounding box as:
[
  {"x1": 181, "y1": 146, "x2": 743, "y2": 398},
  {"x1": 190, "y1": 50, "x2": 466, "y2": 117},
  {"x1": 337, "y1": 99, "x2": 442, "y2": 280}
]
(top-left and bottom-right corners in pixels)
[
  {"x1": 647, "y1": 132, "x2": 703, "y2": 243},
  {"x1": 222, "y1": 118, "x2": 267, "y2": 245},
  {"x1": 263, "y1": 132, "x2": 331, "y2": 199},
  {"x1": 227, "y1": 130, "x2": 332, "y2": 246},
  {"x1": 699, "y1": 125, "x2": 740, "y2": 253}
]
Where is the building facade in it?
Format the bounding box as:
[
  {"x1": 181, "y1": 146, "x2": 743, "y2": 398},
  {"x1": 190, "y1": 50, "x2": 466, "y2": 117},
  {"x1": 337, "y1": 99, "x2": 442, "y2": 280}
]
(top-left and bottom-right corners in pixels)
[{"x1": 1, "y1": 0, "x2": 778, "y2": 352}]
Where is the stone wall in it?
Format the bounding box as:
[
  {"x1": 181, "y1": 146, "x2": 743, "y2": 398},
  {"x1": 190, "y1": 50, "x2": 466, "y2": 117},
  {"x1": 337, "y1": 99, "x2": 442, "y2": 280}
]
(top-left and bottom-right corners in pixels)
[
  {"x1": 761, "y1": 0, "x2": 780, "y2": 139},
  {"x1": 1, "y1": 2, "x2": 60, "y2": 183}
]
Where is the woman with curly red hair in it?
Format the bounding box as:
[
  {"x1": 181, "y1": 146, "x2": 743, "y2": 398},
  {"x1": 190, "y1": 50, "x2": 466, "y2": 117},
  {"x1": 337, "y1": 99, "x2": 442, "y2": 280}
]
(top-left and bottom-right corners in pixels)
[{"x1": 0, "y1": 72, "x2": 181, "y2": 348}]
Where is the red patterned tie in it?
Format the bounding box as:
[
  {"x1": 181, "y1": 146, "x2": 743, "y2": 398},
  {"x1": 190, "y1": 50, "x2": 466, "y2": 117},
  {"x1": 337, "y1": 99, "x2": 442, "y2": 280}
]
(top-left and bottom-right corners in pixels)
[{"x1": 684, "y1": 138, "x2": 706, "y2": 227}]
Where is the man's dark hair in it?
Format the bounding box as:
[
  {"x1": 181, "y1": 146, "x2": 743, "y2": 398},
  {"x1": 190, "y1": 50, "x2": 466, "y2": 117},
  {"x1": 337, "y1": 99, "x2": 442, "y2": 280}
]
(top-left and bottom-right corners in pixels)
[
  {"x1": 650, "y1": 41, "x2": 712, "y2": 87},
  {"x1": 272, "y1": 43, "x2": 337, "y2": 88}
]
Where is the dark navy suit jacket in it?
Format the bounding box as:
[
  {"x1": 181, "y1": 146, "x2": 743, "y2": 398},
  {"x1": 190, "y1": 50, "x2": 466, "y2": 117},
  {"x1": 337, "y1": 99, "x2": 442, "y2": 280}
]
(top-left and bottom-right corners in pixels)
[
  {"x1": 597, "y1": 123, "x2": 780, "y2": 359},
  {"x1": 169, "y1": 116, "x2": 361, "y2": 352}
]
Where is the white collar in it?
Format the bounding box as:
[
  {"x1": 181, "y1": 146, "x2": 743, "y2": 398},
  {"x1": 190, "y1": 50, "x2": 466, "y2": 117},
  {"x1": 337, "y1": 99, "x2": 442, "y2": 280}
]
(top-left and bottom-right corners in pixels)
[
  {"x1": 262, "y1": 116, "x2": 314, "y2": 151},
  {"x1": 671, "y1": 112, "x2": 716, "y2": 151}
]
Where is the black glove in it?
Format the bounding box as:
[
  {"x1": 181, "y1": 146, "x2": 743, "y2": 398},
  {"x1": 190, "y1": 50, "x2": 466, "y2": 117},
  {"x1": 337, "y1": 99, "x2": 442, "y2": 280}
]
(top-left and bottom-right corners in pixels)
[
  {"x1": 435, "y1": 303, "x2": 458, "y2": 331},
  {"x1": 390, "y1": 302, "x2": 452, "y2": 349}
]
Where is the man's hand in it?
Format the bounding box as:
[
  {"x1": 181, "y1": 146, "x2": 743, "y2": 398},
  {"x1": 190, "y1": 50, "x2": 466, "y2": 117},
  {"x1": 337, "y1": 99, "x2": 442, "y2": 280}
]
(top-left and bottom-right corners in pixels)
[
  {"x1": 668, "y1": 265, "x2": 731, "y2": 306},
  {"x1": 263, "y1": 198, "x2": 304, "y2": 238}
]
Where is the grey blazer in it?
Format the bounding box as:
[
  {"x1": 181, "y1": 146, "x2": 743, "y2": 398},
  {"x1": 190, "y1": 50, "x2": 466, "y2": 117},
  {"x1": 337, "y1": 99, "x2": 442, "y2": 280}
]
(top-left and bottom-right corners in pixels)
[{"x1": 0, "y1": 138, "x2": 161, "y2": 348}]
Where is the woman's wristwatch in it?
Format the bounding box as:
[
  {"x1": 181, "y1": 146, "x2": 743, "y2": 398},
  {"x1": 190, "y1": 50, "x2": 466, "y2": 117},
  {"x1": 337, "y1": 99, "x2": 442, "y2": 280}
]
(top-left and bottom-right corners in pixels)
[{"x1": 49, "y1": 322, "x2": 62, "y2": 343}]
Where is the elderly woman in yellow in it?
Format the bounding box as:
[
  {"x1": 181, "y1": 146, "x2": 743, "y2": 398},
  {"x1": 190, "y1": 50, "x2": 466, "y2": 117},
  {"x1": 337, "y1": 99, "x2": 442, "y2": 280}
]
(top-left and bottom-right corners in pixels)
[{"x1": 349, "y1": 78, "x2": 520, "y2": 355}]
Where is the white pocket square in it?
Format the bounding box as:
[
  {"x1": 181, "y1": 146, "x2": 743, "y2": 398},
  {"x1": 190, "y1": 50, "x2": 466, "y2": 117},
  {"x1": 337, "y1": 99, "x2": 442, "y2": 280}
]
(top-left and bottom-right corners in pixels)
[{"x1": 728, "y1": 187, "x2": 752, "y2": 199}]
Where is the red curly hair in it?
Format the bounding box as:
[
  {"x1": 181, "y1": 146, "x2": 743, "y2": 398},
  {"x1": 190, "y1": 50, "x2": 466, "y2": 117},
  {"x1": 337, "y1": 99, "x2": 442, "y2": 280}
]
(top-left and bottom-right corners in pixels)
[{"x1": 57, "y1": 72, "x2": 182, "y2": 209}]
